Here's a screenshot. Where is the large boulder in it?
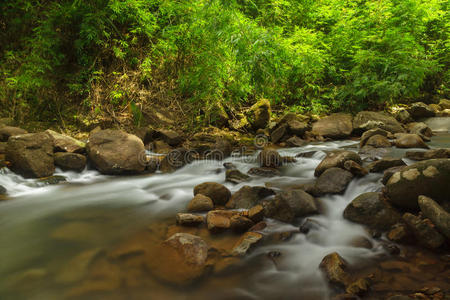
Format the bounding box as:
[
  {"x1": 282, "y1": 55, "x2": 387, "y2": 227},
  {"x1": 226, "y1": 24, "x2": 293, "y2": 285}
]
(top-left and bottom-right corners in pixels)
[
  {"x1": 0, "y1": 126, "x2": 28, "y2": 142},
  {"x1": 359, "y1": 128, "x2": 390, "y2": 148},
  {"x1": 193, "y1": 182, "x2": 231, "y2": 206},
  {"x1": 405, "y1": 149, "x2": 450, "y2": 161},
  {"x1": 247, "y1": 99, "x2": 271, "y2": 130},
  {"x1": 313, "y1": 167, "x2": 353, "y2": 195},
  {"x1": 402, "y1": 213, "x2": 445, "y2": 249},
  {"x1": 395, "y1": 133, "x2": 429, "y2": 149},
  {"x1": 418, "y1": 195, "x2": 450, "y2": 239},
  {"x1": 407, "y1": 102, "x2": 435, "y2": 119},
  {"x1": 5, "y1": 132, "x2": 54, "y2": 178},
  {"x1": 226, "y1": 186, "x2": 274, "y2": 209},
  {"x1": 353, "y1": 111, "x2": 405, "y2": 134},
  {"x1": 274, "y1": 190, "x2": 318, "y2": 217},
  {"x1": 45, "y1": 130, "x2": 86, "y2": 153},
  {"x1": 384, "y1": 159, "x2": 450, "y2": 209},
  {"x1": 343, "y1": 192, "x2": 401, "y2": 231},
  {"x1": 405, "y1": 122, "x2": 432, "y2": 139},
  {"x1": 314, "y1": 150, "x2": 362, "y2": 177},
  {"x1": 257, "y1": 149, "x2": 282, "y2": 168},
  {"x1": 287, "y1": 120, "x2": 308, "y2": 136},
  {"x1": 54, "y1": 152, "x2": 87, "y2": 172},
  {"x1": 270, "y1": 123, "x2": 288, "y2": 144},
  {"x1": 262, "y1": 195, "x2": 295, "y2": 223},
  {"x1": 159, "y1": 148, "x2": 191, "y2": 173},
  {"x1": 364, "y1": 134, "x2": 391, "y2": 148},
  {"x1": 311, "y1": 113, "x2": 353, "y2": 139}
]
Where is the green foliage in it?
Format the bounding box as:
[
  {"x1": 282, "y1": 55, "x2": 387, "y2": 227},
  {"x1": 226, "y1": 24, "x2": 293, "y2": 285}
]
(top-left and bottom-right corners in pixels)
[{"x1": 0, "y1": 0, "x2": 448, "y2": 122}]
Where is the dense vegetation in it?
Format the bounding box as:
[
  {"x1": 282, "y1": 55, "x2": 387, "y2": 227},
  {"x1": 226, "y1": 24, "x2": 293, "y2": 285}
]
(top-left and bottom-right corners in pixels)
[{"x1": 1, "y1": 0, "x2": 448, "y2": 128}]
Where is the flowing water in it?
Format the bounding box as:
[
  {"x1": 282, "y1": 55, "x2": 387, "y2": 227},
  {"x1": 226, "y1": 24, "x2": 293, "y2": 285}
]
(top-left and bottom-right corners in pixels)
[{"x1": 0, "y1": 133, "x2": 449, "y2": 300}]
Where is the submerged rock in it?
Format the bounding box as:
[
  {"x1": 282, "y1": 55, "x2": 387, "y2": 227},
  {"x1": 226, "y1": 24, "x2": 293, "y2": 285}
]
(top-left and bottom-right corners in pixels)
[
  {"x1": 193, "y1": 182, "x2": 231, "y2": 206},
  {"x1": 343, "y1": 192, "x2": 401, "y2": 231},
  {"x1": 315, "y1": 150, "x2": 362, "y2": 177},
  {"x1": 418, "y1": 195, "x2": 450, "y2": 239},
  {"x1": 314, "y1": 168, "x2": 353, "y2": 195},
  {"x1": 56, "y1": 248, "x2": 103, "y2": 283},
  {"x1": 86, "y1": 129, "x2": 145, "y2": 175},
  {"x1": 231, "y1": 232, "x2": 263, "y2": 256},
  {"x1": 6, "y1": 132, "x2": 54, "y2": 178},
  {"x1": 311, "y1": 113, "x2": 353, "y2": 139}
]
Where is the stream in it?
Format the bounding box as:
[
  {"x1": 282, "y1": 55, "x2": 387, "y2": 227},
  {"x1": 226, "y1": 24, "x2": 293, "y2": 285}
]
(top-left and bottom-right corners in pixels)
[{"x1": 0, "y1": 131, "x2": 449, "y2": 300}]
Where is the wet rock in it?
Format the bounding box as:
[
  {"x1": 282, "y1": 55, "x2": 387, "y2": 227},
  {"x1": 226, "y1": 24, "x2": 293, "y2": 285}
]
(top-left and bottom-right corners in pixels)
[
  {"x1": 344, "y1": 160, "x2": 368, "y2": 177},
  {"x1": 247, "y1": 167, "x2": 281, "y2": 177},
  {"x1": 54, "y1": 152, "x2": 87, "y2": 172},
  {"x1": 274, "y1": 189, "x2": 318, "y2": 217},
  {"x1": 223, "y1": 162, "x2": 237, "y2": 170},
  {"x1": 86, "y1": 129, "x2": 145, "y2": 175},
  {"x1": 247, "y1": 98, "x2": 271, "y2": 130},
  {"x1": 154, "y1": 129, "x2": 183, "y2": 146},
  {"x1": 231, "y1": 232, "x2": 263, "y2": 256},
  {"x1": 311, "y1": 113, "x2": 353, "y2": 139},
  {"x1": 257, "y1": 149, "x2": 282, "y2": 168},
  {"x1": 364, "y1": 134, "x2": 392, "y2": 148},
  {"x1": 439, "y1": 99, "x2": 450, "y2": 110},
  {"x1": 406, "y1": 122, "x2": 433, "y2": 139},
  {"x1": 6, "y1": 132, "x2": 54, "y2": 178},
  {"x1": 403, "y1": 213, "x2": 445, "y2": 249},
  {"x1": 349, "y1": 236, "x2": 373, "y2": 249},
  {"x1": 39, "y1": 175, "x2": 67, "y2": 185},
  {"x1": 176, "y1": 213, "x2": 204, "y2": 226},
  {"x1": 249, "y1": 221, "x2": 267, "y2": 231},
  {"x1": 384, "y1": 159, "x2": 450, "y2": 209},
  {"x1": 408, "y1": 102, "x2": 435, "y2": 119},
  {"x1": 314, "y1": 150, "x2": 362, "y2": 177},
  {"x1": 296, "y1": 151, "x2": 317, "y2": 158},
  {"x1": 314, "y1": 168, "x2": 353, "y2": 195},
  {"x1": 56, "y1": 248, "x2": 103, "y2": 283},
  {"x1": 206, "y1": 210, "x2": 236, "y2": 233},
  {"x1": 418, "y1": 195, "x2": 450, "y2": 239},
  {"x1": 387, "y1": 223, "x2": 413, "y2": 244},
  {"x1": 194, "y1": 182, "x2": 231, "y2": 206},
  {"x1": 359, "y1": 128, "x2": 390, "y2": 148},
  {"x1": 381, "y1": 243, "x2": 401, "y2": 255},
  {"x1": 395, "y1": 133, "x2": 429, "y2": 149},
  {"x1": 230, "y1": 215, "x2": 254, "y2": 233},
  {"x1": 226, "y1": 185, "x2": 274, "y2": 209},
  {"x1": 282, "y1": 156, "x2": 297, "y2": 164},
  {"x1": 0, "y1": 126, "x2": 28, "y2": 142},
  {"x1": 225, "y1": 168, "x2": 250, "y2": 184},
  {"x1": 159, "y1": 147, "x2": 191, "y2": 172},
  {"x1": 405, "y1": 148, "x2": 450, "y2": 161},
  {"x1": 367, "y1": 158, "x2": 406, "y2": 173},
  {"x1": 270, "y1": 123, "x2": 288, "y2": 144},
  {"x1": 248, "y1": 205, "x2": 265, "y2": 222},
  {"x1": 285, "y1": 135, "x2": 306, "y2": 147},
  {"x1": 346, "y1": 277, "x2": 371, "y2": 296},
  {"x1": 187, "y1": 194, "x2": 214, "y2": 212},
  {"x1": 395, "y1": 109, "x2": 413, "y2": 123},
  {"x1": 353, "y1": 111, "x2": 405, "y2": 134},
  {"x1": 319, "y1": 252, "x2": 351, "y2": 288},
  {"x1": 45, "y1": 130, "x2": 86, "y2": 153},
  {"x1": 381, "y1": 166, "x2": 406, "y2": 185},
  {"x1": 0, "y1": 185, "x2": 6, "y2": 195},
  {"x1": 343, "y1": 192, "x2": 401, "y2": 231},
  {"x1": 262, "y1": 195, "x2": 295, "y2": 223}
]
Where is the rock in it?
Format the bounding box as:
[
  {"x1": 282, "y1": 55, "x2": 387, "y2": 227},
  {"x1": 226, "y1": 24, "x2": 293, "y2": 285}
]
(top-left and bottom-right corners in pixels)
[
  {"x1": 439, "y1": 99, "x2": 450, "y2": 110},
  {"x1": 346, "y1": 277, "x2": 371, "y2": 296},
  {"x1": 313, "y1": 168, "x2": 353, "y2": 195},
  {"x1": 319, "y1": 252, "x2": 351, "y2": 288},
  {"x1": 381, "y1": 166, "x2": 406, "y2": 185},
  {"x1": 384, "y1": 159, "x2": 450, "y2": 209},
  {"x1": 231, "y1": 232, "x2": 263, "y2": 257},
  {"x1": 287, "y1": 120, "x2": 308, "y2": 136},
  {"x1": 402, "y1": 213, "x2": 445, "y2": 249},
  {"x1": 223, "y1": 162, "x2": 237, "y2": 170},
  {"x1": 247, "y1": 167, "x2": 280, "y2": 177},
  {"x1": 367, "y1": 158, "x2": 406, "y2": 173},
  {"x1": 364, "y1": 134, "x2": 391, "y2": 148},
  {"x1": 418, "y1": 195, "x2": 450, "y2": 239},
  {"x1": 285, "y1": 135, "x2": 306, "y2": 147},
  {"x1": 429, "y1": 103, "x2": 442, "y2": 113},
  {"x1": 395, "y1": 133, "x2": 429, "y2": 149},
  {"x1": 343, "y1": 192, "x2": 401, "y2": 230},
  {"x1": 438, "y1": 108, "x2": 450, "y2": 117},
  {"x1": 277, "y1": 112, "x2": 310, "y2": 125},
  {"x1": 151, "y1": 140, "x2": 172, "y2": 154},
  {"x1": 270, "y1": 123, "x2": 288, "y2": 144},
  {"x1": 212, "y1": 137, "x2": 233, "y2": 159},
  {"x1": 86, "y1": 129, "x2": 145, "y2": 175},
  {"x1": 359, "y1": 128, "x2": 390, "y2": 148},
  {"x1": 38, "y1": 175, "x2": 67, "y2": 185},
  {"x1": 0, "y1": 185, "x2": 6, "y2": 195},
  {"x1": 226, "y1": 186, "x2": 274, "y2": 209},
  {"x1": 54, "y1": 152, "x2": 87, "y2": 172},
  {"x1": 344, "y1": 160, "x2": 368, "y2": 177},
  {"x1": 225, "y1": 169, "x2": 250, "y2": 184},
  {"x1": 187, "y1": 194, "x2": 214, "y2": 212},
  {"x1": 176, "y1": 213, "x2": 204, "y2": 226},
  {"x1": 406, "y1": 122, "x2": 433, "y2": 138},
  {"x1": 45, "y1": 130, "x2": 86, "y2": 153},
  {"x1": 257, "y1": 149, "x2": 282, "y2": 168},
  {"x1": 353, "y1": 111, "x2": 405, "y2": 134},
  {"x1": 230, "y1": 215, "x2": 254, "y2": 233},
  {"x1": 262, "y1": 195, "x2": 295, "y2": 223},
  {"x1": 56, "y1": 248, "x2": 103, "y2": 283},
  {"x1": 6, "y1": 132, "x2": 54, "y2": 178},
  {"x1": 314, "y1": 150, "x2": 362, "y2": 177},
  {"x1": 405, "y1": 148, "x2": 450, "y2": 161},
  {"x1": 159, "y1": 148, "x2": 191, "y2": 172},
  {"x1": 282, "y1": 156, "x2": 297, "y2": 164},
  {"x1": 387, "y1": 223, "x2": 413, "y2": 244},
  {"x1": 154, "y1": 129, "x2": 183, "y2": 146},
  {"x1": 296, "y1": 151, "x2": 317, "y2": 158},
  {"x1": 408, "y1": 102, "x2": 435, "y2": 119},
  {"x1": 248, "y1": 99, "x2": 271, "y2": 130},
  {"x1": 0, "y1": 126, "x2": 28, "y2": 142},
  {"x1": 193, "y1": 182, "x2": 231, "y2": 206},
  {"x1": 395, "y1": 109, "x2": 413, "y2": 123},
  {"x1": 206, "y1": 210, "x2": 235, "y2": 233},
  {"x1": 248, "y1": 205, "x2": 264, "y2": 222},
  {"x1": 274, "y1": 189, "x2": 318, "y2": 217},
  {"x1": 311, "y1": 113, "x2": 353, "y2": 139}
]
